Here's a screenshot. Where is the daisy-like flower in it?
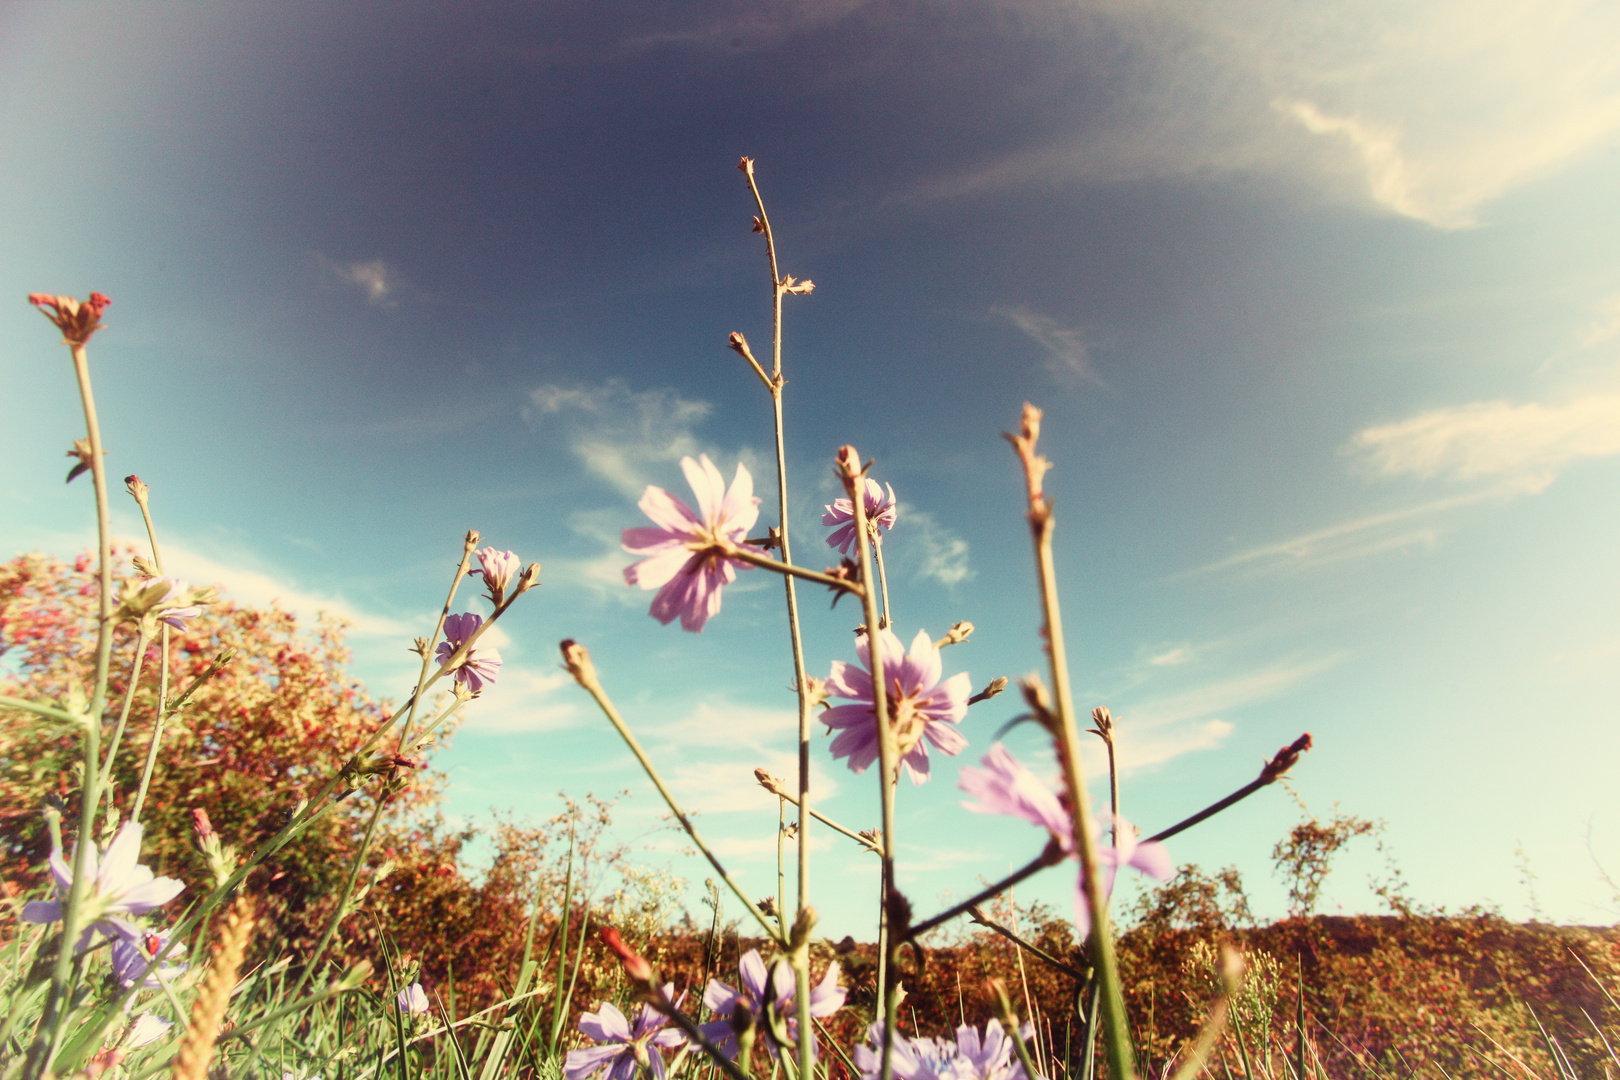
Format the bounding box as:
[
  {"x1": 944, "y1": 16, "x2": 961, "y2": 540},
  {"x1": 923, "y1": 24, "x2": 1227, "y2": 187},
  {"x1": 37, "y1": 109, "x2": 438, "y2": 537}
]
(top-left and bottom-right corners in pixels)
[
  {"x1": 434, "y1": 612, "x2": 502, "y2": 692},
  {"x1": 822, "y1": 478, "x2": 898, "y2": 555},
  {"x1": 112, "y1": 928, "x2": 188, "y2": 989},
  {"x1": 396, "y1": 982, "x2": 430, "y2": 1016},
  {"x1": 154, "y1": 580, "x2": 206, "y2": 630},
  {"x1": 29, "y1": 291, "x2": 111, "y2": 345},
  {"x1": 564, "y1": 985, "x2": 687, "y2": 1080},
  {"x1": 958, "y1": 743, "x2": 1172, "y2": 935},
  {"x1": 699, "y1": 949, "x2": 845, "y2": 1061},
  {"x1": 622, "y1": 455, "x2": 762, "y2": 633},
  {"x1": 854, "y1": 1020, "x2": 1036, "y2": 1080},
  {"x1": 823, "y1": 627, "x2": 971, "y2": 785},
  {"x1": 21, "y1": 821, "x2": 185, "y2": 951},
  {"x1": 469, "y1": 547, "x2": 522, "y2": 604}
]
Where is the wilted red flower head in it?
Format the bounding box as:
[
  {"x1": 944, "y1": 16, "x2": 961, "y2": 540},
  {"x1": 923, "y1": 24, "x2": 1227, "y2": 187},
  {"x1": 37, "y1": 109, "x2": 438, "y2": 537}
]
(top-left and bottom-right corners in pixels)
[{"x1": 29, "y1": 292, "x2": 111, "y2": 345}]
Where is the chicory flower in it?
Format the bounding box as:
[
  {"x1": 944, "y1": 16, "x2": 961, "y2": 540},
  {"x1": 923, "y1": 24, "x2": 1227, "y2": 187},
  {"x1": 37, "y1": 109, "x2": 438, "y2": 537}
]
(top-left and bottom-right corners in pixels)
[
  {"x1": 822, "y1": 477, "x2": 897, "y2": 554},
  {"x1": 21, "y1": 821, "x2": 184, "y2": 951},
  {"x1": 434, "y1": 612, "x2": 502, "y2": 692},
  {"x1": 111, "y1": 928, "x2": 187, "y2": 989},
  {"x1": 822, "y1": 627, "x2": 971, "y2": 784},
  {"x1": 564, "y1": 986, "x2": 687, "y2": 1080},
  {"x1": 699, "y1": 949, "x2": 845, "y2": 1060},
  {"x1": 622, "y1": 455, "x2": 762, "y2": 633},
  {"x1": 397, "y1": 982, "x2": 430, "y2": 1016}
]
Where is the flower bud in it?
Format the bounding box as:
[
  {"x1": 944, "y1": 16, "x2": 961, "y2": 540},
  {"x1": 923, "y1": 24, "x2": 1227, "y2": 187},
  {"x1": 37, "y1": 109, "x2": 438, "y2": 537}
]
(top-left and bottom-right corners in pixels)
[
  {"x1": 29, "y1": 291, "x2": 111, "y2": 345},
  {"x1": 600, "y1": 926, "x2": 656, "y2": 988},
  {"x1": 124, "y1": 475, "x2": 150, "y2": 504},
  {"x1": 192, "y1": 807, "x2": 215, "y2": 844}
]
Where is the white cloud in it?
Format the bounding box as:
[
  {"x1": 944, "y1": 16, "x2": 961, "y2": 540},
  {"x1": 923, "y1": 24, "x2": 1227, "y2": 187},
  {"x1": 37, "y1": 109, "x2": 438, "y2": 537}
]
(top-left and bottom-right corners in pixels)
[
  {"x1": 458, "y1": 665, "x2": 580, "y2": 734},
  {"x1": 524, "y1": 379, "x2": 760, "y2": 500},
  {"x1": 1100, "y1": 658, "x2": 1338, "y2": 776},
  {"x1": 647, "y1": 700, "x2": 843, "y2": 816},
  {"x1": 161, "y1": 541, "x2": 414, "y2": 637},
  {"x1": 1148, "y1": 647, "x2": 1192, "y2": 667},
  {"x1": 993, "y1": 305, "x2": 1100, "y2": 385},
  {"x1": 1351, "y1": 394, "x2": 1620, "y2": 491},
  {"x1": 906, "y1": 0, "x2": 1620, "y2": 229},
  {"x1": 893, "y1": 507, "x2": 973, "y2": 588},
  {"x1": 322, "y1": 257, "x2": 399, "y2": 306}
]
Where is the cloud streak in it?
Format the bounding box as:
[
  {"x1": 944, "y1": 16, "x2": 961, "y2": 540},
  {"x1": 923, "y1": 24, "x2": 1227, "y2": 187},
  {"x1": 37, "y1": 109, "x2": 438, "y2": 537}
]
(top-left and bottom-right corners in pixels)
[{"x1": 994, "y1": 305, "x2": 1101, "y2": 385}]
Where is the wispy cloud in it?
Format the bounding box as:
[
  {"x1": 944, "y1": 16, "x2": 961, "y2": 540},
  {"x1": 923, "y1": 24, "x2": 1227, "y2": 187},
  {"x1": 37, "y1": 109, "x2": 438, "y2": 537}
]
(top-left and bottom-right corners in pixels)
[
  {"x1": 1186, "y1": 491, "x2": 1499, "y2": 577},
  {"x1": 161, "y1": 541, "x2": 413, "y2": 637},
  {"x1": 1579, "y1": 291, "x2": 1620, "y2": 348},
  {"x1": 458, "y1": 665, "x2": 580, "y2": 734},
  {"x1": 1351, "y1": 394, "x2": 1620, "y2": 492},
  {"x1": 319, "y1": 256, "x2": 400, "y2": 306},
  {"x1": 648, "y1": 700, "x2": 842, "y2": 816},
  {"x1": 524, "y1": 379, "x2": 758, "y2": 500},
  {"x1": 1102, "y1": 657, "x2": 1339, "y2": 776},
  {"x1": 993, "y1": 305, "x2": 1100, "y2": 385},
  {"x1": 903, "y1": 0, "x2": 1620, "y2": 229},
  {"x1": 893, "y1": 507, "x2": 974, "y2": 588}
]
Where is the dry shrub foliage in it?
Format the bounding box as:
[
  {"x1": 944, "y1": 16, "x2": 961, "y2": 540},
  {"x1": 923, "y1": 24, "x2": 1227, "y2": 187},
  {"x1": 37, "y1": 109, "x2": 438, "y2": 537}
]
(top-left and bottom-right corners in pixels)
[{"x1": 0, "y1": 550, "x2": 618, "y2": 1007}]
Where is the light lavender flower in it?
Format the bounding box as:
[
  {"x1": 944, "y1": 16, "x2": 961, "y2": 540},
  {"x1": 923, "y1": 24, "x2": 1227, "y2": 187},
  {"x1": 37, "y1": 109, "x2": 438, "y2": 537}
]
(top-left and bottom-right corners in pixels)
[
  {"x1": 396, "y1": 982, "x2": 430, "y2": 1016},
  {"x1": 155, "y1": 579, "x2": 204, "y2": 630},
  {"x1": 111, "y1": 928, "x2": 187, "y2": 989},
  {"x1": 434, "y1": 612, "x2": 502, "y2": 692},
  {"x1": 564, "y1": 985, "x2": 687, "y2": 1080},
  {"x1": 958, "y1": 742, "x2": 1172, "y2": 935},
  {"x1": 122, "y1": 1013, "x2": 174, "y2": 1049},
  {"x1": 854, "y1": 1020, "x2": 1036, "y2": 1080},
  {"x1": 622, "y1": 455, "x2": 762, "y2": 633},
  {"x1": 822, "y1": 477, "x2": 898, "y2": 554},
  {"x1": 699, "y1": 949, "x2": 845, "y2": 1060},
  {"x1": 823, "y1": 627, "x2": 971, "y2": 785},
  {"x1": 469, "y1": 547, "x2": 523, "y2": 603},
  {"x1": 21, "y1": 821, "x2": 184, "y2": 951}
]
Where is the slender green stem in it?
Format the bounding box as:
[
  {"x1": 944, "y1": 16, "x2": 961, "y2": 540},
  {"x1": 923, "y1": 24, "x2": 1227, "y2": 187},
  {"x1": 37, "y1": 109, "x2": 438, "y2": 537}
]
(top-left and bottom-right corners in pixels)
[
  {"x1": 130, "y1": 486, "x2": 172, "y2": 826},
  {"x1": 562, "y1": 642, "x2": 785, "y2": 945},
  {"x1": 97, "y1": 628, "x2": 150, "y2": 825},
  {"x1": 399, "y1": 534, "x2": 479, "y2": 753},
  {"x1": 763, "y1": 784, "x2": 875, "y2": 850},
  {"x1": 845, "y1": 454, "x2": 898, "y2": 1080},
  {"x1": 968, "y1": 907, "x2": 1087, "y2": 981},
  {"x1": 777, "y1": 797, "x2": 788, "y2": 939},
  {"x1": 1006, "y1": 407, "x2": 1134, "y2": 1080},
  {"x1": 0, "y1": 696, "x2": 80, "y2": 725},
  {"x1": 29, "y1": 341, "x2": 115, "y2": 1080},
  {"x1": 873, "y1": 543, "x2": 891, "y2": 630}
]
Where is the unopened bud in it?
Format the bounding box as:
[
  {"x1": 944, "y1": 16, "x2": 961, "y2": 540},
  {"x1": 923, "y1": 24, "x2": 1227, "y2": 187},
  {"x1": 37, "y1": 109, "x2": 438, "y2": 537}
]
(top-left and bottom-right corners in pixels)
[
  {"x1": 834, "y1": 446, "x2": 864, "y2": 492},
  {"x1": 463, "y1": 529, "x2": 481, "y2": 550},
  {"x1": 754, "y1": 768, "x2": 788, "y2": 797},
  {"x1": 124, "y1": 475, "x2": 149, "y2": 503},
  {"x1": 560, "y1": 639, "x2": 598, "y2": 689},
  {"x1": 191, "y1": 807, "x2": 215, "y2": 843},
  {"x1": 600, "y1": 926, "x2": 656, "y2": 987}
]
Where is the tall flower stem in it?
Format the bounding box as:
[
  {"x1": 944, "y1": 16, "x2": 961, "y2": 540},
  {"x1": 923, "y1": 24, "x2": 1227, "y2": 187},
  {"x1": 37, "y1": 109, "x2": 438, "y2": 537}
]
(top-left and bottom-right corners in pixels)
[
  {"x1": 1004, "y1": 404, "x2": 1134, "y2": 1080},
  {"x1": 398, "y1": 531, "x2": 479, "y2": 754},
  {"x1": 28, "y1": 340, "x2": 116, "y2": 1079},
  {"x1": 95, "y1": 627, "x2": 150, "y2": 828},
  {"x1": 841, "y1": 448, "x2": 899, "y2": 1080},
  {"x1": 873, "y1": 544, "x2": 892, "y2": 630},
  {"x1": 129, "y1": 481, "x2": 173, "y2": 827},
  {"x1": 560, "y1": 640, "x2": 786, "y2": 946},
  {"x1": 738, "y1": 157, "x2": 817, "y2": 1080}
]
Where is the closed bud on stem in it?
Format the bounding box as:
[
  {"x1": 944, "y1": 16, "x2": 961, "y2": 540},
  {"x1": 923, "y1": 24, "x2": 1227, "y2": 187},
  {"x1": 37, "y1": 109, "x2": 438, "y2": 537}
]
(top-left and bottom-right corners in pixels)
[
  {"x1": 131, "y1": 555, "x2": 159, "y2": 579},
  {"x1": 968, "y1": 676, "x2": 1009, "y2": 706},
  {"x1": 560, "y1": 639, "x2": 599, "y2": 691},
  {"x1": 1090, "y1": 706, "x2": 1115, "y2": 740},
  {"x1": 463, "y1": 529, "x2": 481, "y2": 551},
  {"x1": 936, "y1": 621, "x2": 975, "y2": 648},
  {"x1": 600, "y1": 926, "x2": 657, "y2": 990},
  {"x1": 754, "y1": 768, "x2": 789, "y2": 797},
  {"x1": 123, "y1": 475, "x2": 149, "y2": 505},
  {"x1": 789, "y1": 905, "x2": 818, "y2": 950},
  {"x1": 1260, "y1": 733, "x2": 1313, "y2": 784},
  {"x1": 65, "y1": 437, "x2": 104, "y2": 484},
  {"x1": 834, "y1": 445, "x2": 866, "y2": 494}
]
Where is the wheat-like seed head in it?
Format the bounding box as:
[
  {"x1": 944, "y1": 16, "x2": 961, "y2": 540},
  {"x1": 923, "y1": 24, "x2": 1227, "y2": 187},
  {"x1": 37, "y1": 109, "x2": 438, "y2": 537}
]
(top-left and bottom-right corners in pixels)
[{"x1": 170, "y1": 895, "x2": 256, "y2": 1080}]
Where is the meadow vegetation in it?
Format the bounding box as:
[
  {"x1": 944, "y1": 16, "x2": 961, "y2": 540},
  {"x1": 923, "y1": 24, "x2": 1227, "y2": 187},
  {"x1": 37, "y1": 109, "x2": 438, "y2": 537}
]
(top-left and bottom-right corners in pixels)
[{"x1": 2, "y1": 163, "x2": 1615, "y2": 1080}]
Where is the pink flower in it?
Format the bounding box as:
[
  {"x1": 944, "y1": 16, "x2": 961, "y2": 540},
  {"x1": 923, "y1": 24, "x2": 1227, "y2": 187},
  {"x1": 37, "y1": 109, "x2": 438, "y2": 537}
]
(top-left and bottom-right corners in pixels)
[
  {"x1": 822, "y1": 478, "x2": 897, "y2": 554},
  {"x1": 959, "y1": 743, "x2": 1172, "y2": 935},
  {"x1": 823, "y1": 627, "x2": 971, "y2": 785},
  {"x1": 434, "y1": 612, "x2": 502, "y2": 692},
  {"x1": 622, "y1": 455, "x2": 762, "y2": 633},
  {"x1": 470, "y1": 547, "x2": 522, "y2": 594}
]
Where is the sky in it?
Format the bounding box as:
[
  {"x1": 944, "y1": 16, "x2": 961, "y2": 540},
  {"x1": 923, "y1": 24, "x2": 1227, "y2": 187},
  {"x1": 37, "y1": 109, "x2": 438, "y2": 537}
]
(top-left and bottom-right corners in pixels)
[{"x1": 2, "y1": 0, "x2": 1618, "y2": 941}]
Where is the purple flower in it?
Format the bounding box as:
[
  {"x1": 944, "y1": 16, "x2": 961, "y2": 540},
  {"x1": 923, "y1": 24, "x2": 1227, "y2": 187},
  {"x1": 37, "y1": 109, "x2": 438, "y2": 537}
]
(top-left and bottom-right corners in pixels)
[
  {"x1": 111, "y1": 928, "x2": 187, "y2": 989},
  {"x1": 121, "y1": 1013, "x2": 174, "y2": 1049},
  {"x1": 854, "y1": 1021, "x2": 1036, "y2": 1080},
  {"x1": 958, "y1": 743, "x2": 1172, "y2": 935},
  {"x1": 823, "y1": 627, "x2": 971, "y2": 785},
  {"x1": 564, "y1": 985, "x2": 687, "y2": 1080},
  {"x1": 155, "y1": 580, "x2": 205, "y2": 629},
  {"x1": 397, "y1": 982, "x2": 430, "y2": 1016},
  {"x1": 822, "y1": 478, "x2": 898, "y2": 555},
  {"x1": 21, "y1": 821, "x2": 185, "y2": 952},
  {"x1": 622, "y1": 455, "x2": 762, "y2": 633},
  {"x1": 470, "y1": 547, "x2": 522, "y2": 601},
  {"x1": 434, "y1": 612, "x2": 502, "y2": 692},
  {"x1": 699, "y1": 949, "x2": 845, "y2": 1061}
]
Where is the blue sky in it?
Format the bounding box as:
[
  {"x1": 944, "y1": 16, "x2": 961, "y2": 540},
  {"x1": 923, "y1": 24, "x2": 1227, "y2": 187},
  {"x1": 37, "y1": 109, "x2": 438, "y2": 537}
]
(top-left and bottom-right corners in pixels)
[{"x1": 3, "y1": 1, "x2": 1618, "y2": 939}]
